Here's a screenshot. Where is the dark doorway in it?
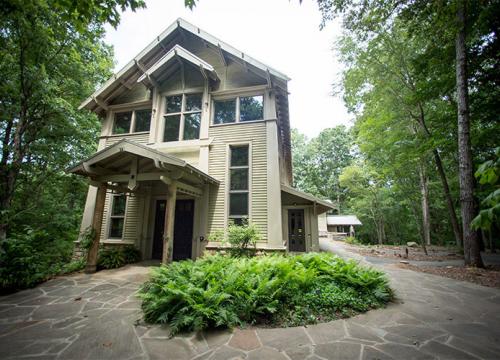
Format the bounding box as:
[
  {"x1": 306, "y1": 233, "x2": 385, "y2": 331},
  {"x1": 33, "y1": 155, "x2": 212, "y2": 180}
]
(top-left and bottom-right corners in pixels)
[
  {"x1": 152, "y1": 200, "x2": 166, "y2": 260},
  {"x1": 173, "y1": 199, "x2": 195, "y2": 261},
  {"x1": 288, "y1": 209, "x2": 306, "y2": 252}
]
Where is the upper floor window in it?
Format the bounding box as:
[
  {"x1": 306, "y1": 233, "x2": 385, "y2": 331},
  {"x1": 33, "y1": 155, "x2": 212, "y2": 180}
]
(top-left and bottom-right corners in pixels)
[
  {"x1": 213, "y1": 95, "x2": 263, "y2": 125},
  {"x1": 112, "y1": 109, "x2": 152, "y2": 134},
  {"x1": 229, "y1": 145, "x2": 249, "y2": 225},
  {"x1": 109, "y1": 195, "x2": 126, "y2": 239},
  {"x1": 164, "y1": 93, "x2": 202, "y2": 142}
]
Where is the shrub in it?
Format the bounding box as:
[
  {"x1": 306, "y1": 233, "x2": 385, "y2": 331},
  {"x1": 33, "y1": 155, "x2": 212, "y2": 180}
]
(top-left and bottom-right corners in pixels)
[
  {"x1": 209, "y1": 221, "x2": 261, "y2": 257},
  {"x1": 0, "y1": 228, "x2": 74, "y2": 293},
  {"x1": 97, "y1": 245, "x2": 141, "y2": 270},
  {"x1": 123, "y1": 245, "x2": 141, "y2": 263},
  {"x1": 139, "y1": 252, "x2": 393, "y2": 335},
  {"x1": 61, "y1": 258, "x2": 86, "y2": 274},
  {"x1": 344, "y1": 236, "x2": 361, "y2": 245}
]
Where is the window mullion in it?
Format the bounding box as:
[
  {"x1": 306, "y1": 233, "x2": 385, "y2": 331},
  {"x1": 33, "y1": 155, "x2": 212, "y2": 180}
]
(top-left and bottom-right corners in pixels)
[
  {"x1": 130, "y1": 111, "x2": 136, "y2": 133},
  {"x1": 236, "y1": 97, "x2": 240, "y2": 123}
]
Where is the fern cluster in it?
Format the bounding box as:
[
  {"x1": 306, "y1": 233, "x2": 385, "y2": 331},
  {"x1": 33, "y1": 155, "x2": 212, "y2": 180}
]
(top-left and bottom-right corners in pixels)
[{"x1": 139, "y1": 253, "x2": 393, "y2": 335}]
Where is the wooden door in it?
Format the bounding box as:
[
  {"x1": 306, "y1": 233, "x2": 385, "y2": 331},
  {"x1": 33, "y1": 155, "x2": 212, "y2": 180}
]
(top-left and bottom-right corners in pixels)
[
  {"x1": 172, "y1": 199, "x2": 194, "y2": 261},
  {"x1": 152, "y1": 200, "x2": 166, "y2": 260},
  {"x1": 288, "y1": 209, "x2": 306, "y2": 252}
]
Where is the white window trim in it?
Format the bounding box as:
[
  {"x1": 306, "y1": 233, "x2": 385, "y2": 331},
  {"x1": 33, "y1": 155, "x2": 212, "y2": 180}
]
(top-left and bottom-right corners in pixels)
[
  {"x1": 211, "y1": 93, "x2": 265, "y2": 126},
  {"x1": 107, "y1": 193, "x2": 128, "y2": 240},
  {"x1": 111, "y1": 107, "x2": 152, "y2": 135},
  {"x1": 161, "y1": 92, "x2": 203, "y2": 143},
  {"x1": 225, "y1": 142, "x2": 252, "y2": 227}
]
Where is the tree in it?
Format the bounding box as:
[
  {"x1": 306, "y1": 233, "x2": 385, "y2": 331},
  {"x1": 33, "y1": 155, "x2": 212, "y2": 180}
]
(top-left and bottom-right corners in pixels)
[
  {"x1": 0, "y1": 0, "x2": 143, "y2": 240},
  {"x1": 291, "y1": 126, "x2": 354, "y2": 210}
]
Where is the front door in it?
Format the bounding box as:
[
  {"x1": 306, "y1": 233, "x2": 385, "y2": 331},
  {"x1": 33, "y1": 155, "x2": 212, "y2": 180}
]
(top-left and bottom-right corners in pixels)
[
  {"x1": 152, "y1": 200, "x2": 166, "y2": 260},
  {"x1": 288, "y1": 209, "x2": 306, "y2": 252},
  {"x1": 173, "y1": 199, "x2": 194, "y2": 261}
]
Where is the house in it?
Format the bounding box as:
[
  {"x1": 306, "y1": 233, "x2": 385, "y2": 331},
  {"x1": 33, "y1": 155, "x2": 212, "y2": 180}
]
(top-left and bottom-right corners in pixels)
[
  {"x1": 318, "y1": 214, "x2": 362, "y2": 238},
  {"x1": 69, "y1": 18, "x2": 333, "y2": 270}
]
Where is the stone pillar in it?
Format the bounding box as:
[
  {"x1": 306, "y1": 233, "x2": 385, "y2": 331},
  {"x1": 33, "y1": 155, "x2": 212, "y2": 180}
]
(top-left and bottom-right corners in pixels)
[{"x1": 85, "y1": 183, "x2": 107, "y2": 274}]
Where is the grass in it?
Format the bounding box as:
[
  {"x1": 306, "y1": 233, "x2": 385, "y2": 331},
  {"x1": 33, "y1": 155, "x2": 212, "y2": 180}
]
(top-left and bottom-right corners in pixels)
[{"x1": 139, "y1": 252, "x2": 393, "y2": 335}]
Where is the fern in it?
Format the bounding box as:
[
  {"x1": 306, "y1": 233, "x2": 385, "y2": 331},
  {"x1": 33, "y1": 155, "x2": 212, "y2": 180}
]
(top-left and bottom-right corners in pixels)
[{"x1": 138, "y1": 252, "x2": 393, "y2": 335}]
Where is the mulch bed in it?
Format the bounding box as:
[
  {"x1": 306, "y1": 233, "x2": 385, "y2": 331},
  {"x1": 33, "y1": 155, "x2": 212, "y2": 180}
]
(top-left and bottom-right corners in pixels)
[
  {"x1": 344, "y1": 243, "x2": 463, "y2": 262},
  {"x1": 397, "y1": 263, "x2": 500, "y2": 288}
]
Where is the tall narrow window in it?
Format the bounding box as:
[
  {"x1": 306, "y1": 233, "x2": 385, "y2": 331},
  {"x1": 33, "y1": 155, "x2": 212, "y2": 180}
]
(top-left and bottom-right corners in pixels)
[
  {"x1": 109, "y1": 195, "x2": 126, "y2": 239},
  {"x1": 229, "y1": 145, "x2": 249, "y2": 225},
  {"x1": 164, "y1": 93, "x2": 202, "y2": 142}
]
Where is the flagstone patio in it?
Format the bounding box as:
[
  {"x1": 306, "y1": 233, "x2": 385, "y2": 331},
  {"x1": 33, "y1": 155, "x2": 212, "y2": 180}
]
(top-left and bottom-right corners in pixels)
[{"x1": 0, "y1": 245, "x2": 499, "y2": 359}]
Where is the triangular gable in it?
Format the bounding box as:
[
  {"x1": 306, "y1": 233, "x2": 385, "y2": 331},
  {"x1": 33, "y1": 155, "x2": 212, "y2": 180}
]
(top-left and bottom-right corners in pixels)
[
  {"x1": 137, "y1": 45, "x2": 218, "y2": 87},
  {"x1": 80, "y1": 18, "x2": 290, "y2": 113}
]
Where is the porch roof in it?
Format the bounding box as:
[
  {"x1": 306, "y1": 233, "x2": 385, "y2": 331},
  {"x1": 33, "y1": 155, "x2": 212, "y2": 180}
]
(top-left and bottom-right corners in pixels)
[
  {"x1": 280, "y1": 184, "x2": 335, "y2": 214},
  {"x1": 67, "y1": 139, "x2": 219, "y2": 186}
]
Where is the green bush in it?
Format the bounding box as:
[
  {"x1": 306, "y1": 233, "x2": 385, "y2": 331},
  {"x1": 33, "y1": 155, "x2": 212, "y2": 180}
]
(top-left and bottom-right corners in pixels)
[
  {"x1": 61, "y1": 258, "x2": 86, "y2": 274},
  {"x1": 0, "y1": 228, "x2": 74, "y2": 293},
  {"x1": 209, "y1": 221, "x2": 261, "y2": 257},
  {"x1": 97, "y1": 245, "x2": 141, "y2": 270},
  {"x1": 139, "y1": 253, "x2": 393, "y2": 335}
]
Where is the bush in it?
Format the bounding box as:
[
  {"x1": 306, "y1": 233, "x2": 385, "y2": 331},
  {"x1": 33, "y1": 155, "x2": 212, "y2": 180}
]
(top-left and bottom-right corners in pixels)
[
  {"x1": 209, "y1": 221, "x2": 261, "y2": 257},
  {"x1": 0, "y1": 228, "x2": 74, "y2": 293},
  {"x1": 97, "y1": 245, "x2": 141, "y2": 270},
  {"x1": 139, "y1": 252, "x2": 393, "y2": 335},
  {"x1": 61, "y1": 258, "x2": 86, "y2": 274}
]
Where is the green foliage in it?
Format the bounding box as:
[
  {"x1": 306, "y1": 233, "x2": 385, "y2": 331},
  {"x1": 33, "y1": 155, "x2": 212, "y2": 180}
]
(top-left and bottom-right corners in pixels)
[
  {"x1": 225, "y1": 221, "x2": 260, "y2": 257},
  {"x1": 97, "y1": 245, "x2": 141, "y2": 270},
  {"x1": 472, "y1": 148, "x2": 500, "y2": 230},
  {"x1": 0, "y1": 228, "x2": 74, "y2": 293},
  {"x1": 292, "y1": 126, "x2": 354, "y2": 210},
  {"x1": 344, "y1": 236, "x2": 361, "y2": 245},
  {"x1": 123, "y1": 245, "x2": 142, "y2": 264},
  {"x1": 139, "y1": 253, "x2": 392, "y2": 335},
  {"x1": 61, "y1": 258, "x2": 86, "y2": 274}
]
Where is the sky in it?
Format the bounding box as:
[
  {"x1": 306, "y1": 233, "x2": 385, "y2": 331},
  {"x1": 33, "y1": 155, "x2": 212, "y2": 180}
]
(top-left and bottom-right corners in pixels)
[{"x1": 104, "y1": 0, "x2": 351, "y2": 138}]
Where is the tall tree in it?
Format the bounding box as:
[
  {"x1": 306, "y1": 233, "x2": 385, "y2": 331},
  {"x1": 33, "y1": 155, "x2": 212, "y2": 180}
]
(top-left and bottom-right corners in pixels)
[{"x1": 0, "y1": 0, "x2": 144, "y2": 240}]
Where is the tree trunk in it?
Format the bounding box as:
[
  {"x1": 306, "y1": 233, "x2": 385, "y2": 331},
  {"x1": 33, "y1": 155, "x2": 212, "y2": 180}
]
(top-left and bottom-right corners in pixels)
[
  {"x1": 415, "y1": 105, "x2": 463, "y2": 247},
  {"x1": 419, "y1": 162, "x2": 431, "y2": 246},
  {"x1": 455, "y1": 0, "x2": 483, "y2": 267}
]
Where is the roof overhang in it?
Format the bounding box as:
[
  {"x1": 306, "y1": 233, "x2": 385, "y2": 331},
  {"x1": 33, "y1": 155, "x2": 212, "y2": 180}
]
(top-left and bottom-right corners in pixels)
[
  {"x1": 137, "y1": 45, "x2": 218, "y2": 86},
  {"x1": 67, "y1": 139, "x2": 219, "y2": 187},
  {"x1": 280, "y1": 184, "x2": 334, "y2": 214},
  {"x1": 327, "y1": 215, "x2": 362, "y2": 226},
  {"x1": 79, "y1": 18, "x2": 290, "y2": 113}
]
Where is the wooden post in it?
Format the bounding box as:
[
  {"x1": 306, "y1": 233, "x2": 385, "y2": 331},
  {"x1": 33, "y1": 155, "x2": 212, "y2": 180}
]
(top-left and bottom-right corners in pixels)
[
  {"x1": 85, "y1": 183, "x2": 106, "y2": 274},
  {"x1": 162, "y1": 181, "x2": 177, "y2": 264}
]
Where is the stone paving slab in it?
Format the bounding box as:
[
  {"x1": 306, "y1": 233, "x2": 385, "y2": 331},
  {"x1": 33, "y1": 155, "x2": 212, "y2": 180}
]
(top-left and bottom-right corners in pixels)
[{"x1": 1, "y1": 250, "x2": 500, "y2": 359}]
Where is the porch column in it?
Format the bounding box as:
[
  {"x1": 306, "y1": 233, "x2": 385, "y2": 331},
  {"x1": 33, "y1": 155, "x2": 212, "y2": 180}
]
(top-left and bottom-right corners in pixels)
[
  {"x1": 85, "y1": 183, "x2": 106, "y2": 273},
  {"x1": 162, "y1": 181, "x2": 177, "y2": 264}
]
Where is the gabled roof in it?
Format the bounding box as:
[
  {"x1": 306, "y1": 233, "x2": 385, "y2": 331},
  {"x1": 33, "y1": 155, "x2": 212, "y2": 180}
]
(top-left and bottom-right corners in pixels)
[
  {"x1": 67, "y1": 139, "x2": 219, "y2": 185},
  {"x1": 80, "y1": 18, "x2": 290, "y2": 112},
  {"x1": 137, "y1": 45, "x2": 218, "y2": 86},
  {"x1": 327, "y1": 215, "x2": 362, "y2": 226}
]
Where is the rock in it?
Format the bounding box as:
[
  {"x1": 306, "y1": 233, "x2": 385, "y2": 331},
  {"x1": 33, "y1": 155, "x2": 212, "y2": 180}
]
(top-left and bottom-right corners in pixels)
[
  {"x1": 400, "y1": 260, "x2": 410, "y2": 264},
  {"x1": 406, "y1": 242, "x2": 418, "y2": 247}
]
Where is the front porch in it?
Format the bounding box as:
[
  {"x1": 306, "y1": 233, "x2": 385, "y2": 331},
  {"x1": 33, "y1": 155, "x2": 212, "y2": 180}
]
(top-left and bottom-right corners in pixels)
[{"x1": 68, "y1": 139, "x2": 218, "y2": 272}]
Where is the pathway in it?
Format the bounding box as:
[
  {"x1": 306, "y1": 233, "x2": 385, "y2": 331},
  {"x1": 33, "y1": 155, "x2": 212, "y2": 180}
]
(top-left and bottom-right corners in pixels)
[{"x1": 0, "y1": 247, "x2": 499, "y2": 359}]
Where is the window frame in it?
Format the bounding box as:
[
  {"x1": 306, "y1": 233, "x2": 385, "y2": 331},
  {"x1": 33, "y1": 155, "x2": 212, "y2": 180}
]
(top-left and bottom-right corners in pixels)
[
  {"x1": 212, "y1": 93, "x2": 264, "y2": 126},
  {"x1": 227, "y1": 143, "x2": 251, "y2": 225},
  {"x1": 111, "y1": 107, "x2": 152, "y2": 135},
  {"x1": 162, "y1": 92, "x2": 203, "y2": 142},
  {"x1": 108, "y1": 194, "x2": 127, "y2": 240}
]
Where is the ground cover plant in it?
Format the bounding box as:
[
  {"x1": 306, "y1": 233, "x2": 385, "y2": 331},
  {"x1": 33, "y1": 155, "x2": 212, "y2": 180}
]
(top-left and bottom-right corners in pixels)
[{"x1": 139, "y1": 252, "x2": 393, "y2": 335}]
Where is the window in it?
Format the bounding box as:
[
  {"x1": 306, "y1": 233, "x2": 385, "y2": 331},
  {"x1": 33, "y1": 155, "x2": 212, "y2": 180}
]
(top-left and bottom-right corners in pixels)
[
  {"x1": 213, "y1": 95, "x2": 263, "y2": 125},
  {"x1": 164, "y1": 93, "x2": 202, "y2": 142},
  {"x1": 112, "y1": 109, "x2": 151, "y2": 134},
  {"x1": 109, "y1": 195, "x2": 126, "y2": 239},
  {"x1": 229, "y1": 145, "x2": 249, "y2": 225}
]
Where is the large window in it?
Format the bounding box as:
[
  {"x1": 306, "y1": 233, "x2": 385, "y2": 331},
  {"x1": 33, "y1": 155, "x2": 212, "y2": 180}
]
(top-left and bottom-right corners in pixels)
[
  {"x1": 164, "y1": 93, "x2": 202, "y2": 142},
  {"x1": 229, "y1": 145, "x2": 249, "y2": 225},
  {"x1": 213, "y1": 95, "x2": 263, "y2": 125},
  {"x1": 109, "y1": 195, "x2": 126, "y2": 239},
  {"x1": 112, "y1": 109, "x2": 152, "y2": 134}
]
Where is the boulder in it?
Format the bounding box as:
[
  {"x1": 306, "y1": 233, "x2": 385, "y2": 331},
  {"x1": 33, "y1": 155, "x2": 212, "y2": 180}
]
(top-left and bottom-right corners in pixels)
[{"x1": 406, "y1": 242, "x2": 418, "y2": 247}]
